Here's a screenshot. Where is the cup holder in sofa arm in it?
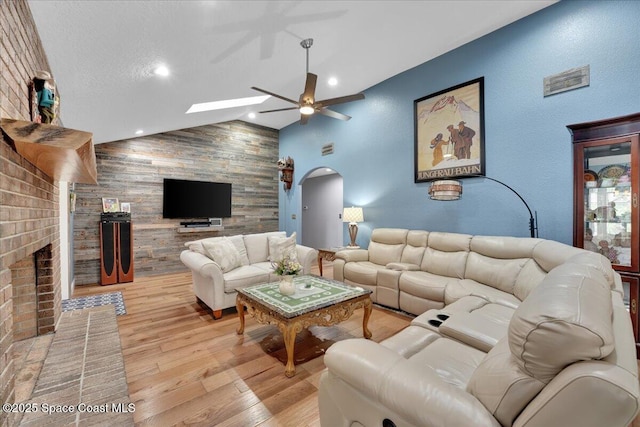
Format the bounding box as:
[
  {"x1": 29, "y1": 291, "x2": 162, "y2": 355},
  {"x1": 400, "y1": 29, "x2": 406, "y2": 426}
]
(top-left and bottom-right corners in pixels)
[
  {"x1": 428, "y1": 319, "x2": 443, "y2": 328},
  {"x1": 427, "y1": 314, "x2": 450, "y2": 327},
  {"x1": 412, "y1": 309, "x2": 452, "y2": 332}
]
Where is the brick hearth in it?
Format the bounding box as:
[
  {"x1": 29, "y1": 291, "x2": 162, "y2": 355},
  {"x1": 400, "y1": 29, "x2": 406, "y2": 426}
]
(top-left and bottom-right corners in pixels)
[{"x1": 16, "y1": 305, "x2": 134, "y2": 426}]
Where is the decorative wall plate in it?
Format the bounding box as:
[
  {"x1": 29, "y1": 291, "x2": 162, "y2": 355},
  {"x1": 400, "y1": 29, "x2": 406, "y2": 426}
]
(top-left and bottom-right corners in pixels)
[
  {"x1": 598, "y1": 164, "x2": 627, "y2": 179},
  {"x1": 584, "y1": 170, "x2": 598, "y2": 182}
]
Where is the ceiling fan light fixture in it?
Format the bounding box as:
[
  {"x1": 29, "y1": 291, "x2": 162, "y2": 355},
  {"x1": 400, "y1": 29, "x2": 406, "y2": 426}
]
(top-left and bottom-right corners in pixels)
[
  {"x1": 250, "y1": 37, "x2": 364, "y2": 124},
  {"x1": 299, "y1": 105, "x2": 315, "y2": 115}
]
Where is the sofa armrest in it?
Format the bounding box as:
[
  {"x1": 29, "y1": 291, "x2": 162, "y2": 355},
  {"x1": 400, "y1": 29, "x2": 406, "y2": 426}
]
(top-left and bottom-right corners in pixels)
[
  {"x1": 324, "y1": 339, "x2": 500, "y2": 427},
  {"x1": 295, "y1": 244, "x2": 318, "y2": 274},
  {"x1": 335, "y1": 249, "x2": 369, "y2": 262},
  {"x1": 514, "y1": 361, "x2": 640, "y2": 427},
  {"x1": 180, "y1": 250, "x2": 223, "y2": 280}
]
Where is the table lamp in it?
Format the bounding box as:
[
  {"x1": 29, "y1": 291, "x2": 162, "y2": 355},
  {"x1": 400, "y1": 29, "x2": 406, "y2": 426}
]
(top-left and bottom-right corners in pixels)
[{"x1": 343, "y1": 206, "x2": 364, "y2": 247}]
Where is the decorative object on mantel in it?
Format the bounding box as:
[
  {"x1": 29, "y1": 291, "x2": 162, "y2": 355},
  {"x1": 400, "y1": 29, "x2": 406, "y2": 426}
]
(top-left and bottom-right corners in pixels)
[
  {"x1": 343, "y1": 206, "x2": 364, "y2": 247},
  {"x1": 278, "y1": 156, "x2": 294, "y2": 190},
  {"x1": 28, "y1": 70, "x2": 59, "y2": 124},
  {"x1": 428, "y1": 175, "x2": 538, "y2": 237},
  {"x1": 0, "y1": 118, "x2": 97, "y2": 184},
  {"x1": 30, "y1": 70, "x2": 59, "y2": 124}
]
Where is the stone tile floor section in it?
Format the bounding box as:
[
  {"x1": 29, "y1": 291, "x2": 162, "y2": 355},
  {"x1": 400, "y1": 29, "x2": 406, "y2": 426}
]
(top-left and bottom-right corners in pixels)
[
  {"x1": 13, "y1": 333, "x2": 54, "y2": 406},
  {"x1": 14, "y1": 305, "x2": 134, "y2": 426}
]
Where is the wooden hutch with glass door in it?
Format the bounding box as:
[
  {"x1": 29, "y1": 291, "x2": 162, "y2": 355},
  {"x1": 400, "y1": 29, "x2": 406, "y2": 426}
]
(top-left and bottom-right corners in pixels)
[{"x1": 569, "y1": 112, "x2": 640, "y2": 357}]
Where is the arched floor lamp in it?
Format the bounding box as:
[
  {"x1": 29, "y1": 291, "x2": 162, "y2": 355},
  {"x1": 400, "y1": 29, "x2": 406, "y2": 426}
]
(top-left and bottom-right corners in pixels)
[{"x1": 428, "y1": 175, "x2": 538, "y2": 238}]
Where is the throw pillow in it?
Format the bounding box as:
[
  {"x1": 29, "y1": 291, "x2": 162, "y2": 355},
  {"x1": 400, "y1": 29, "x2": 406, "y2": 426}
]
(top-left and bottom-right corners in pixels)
[
  {"x1": 186, "y1": 237, "x2": 221, "y2": 256},
  {"x1": 201, "y1": 237, "x2": 242, "y2": 273},
  {"x1": 227, "y1": 235, "x2": 250, "y2": 266},
  {"x1": 188, "y1": 242, "x2": 206, "y2": 256},
  {"x1": 268, "y1": 232, "x2": 298, "y2": 262}
]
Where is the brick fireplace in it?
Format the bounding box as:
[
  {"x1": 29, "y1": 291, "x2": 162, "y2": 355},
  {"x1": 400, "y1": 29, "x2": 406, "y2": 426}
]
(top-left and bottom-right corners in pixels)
[
  {"x1": 0, "y1": 1, "x2": 64, "y2": 424},
  {"x1": 10, "y1": 245, "x2": 58, "y2": 341},
  {"x1": 0, "y1": 140, "x2": 62, "y2": 426},
  {"x1": 1, "y1": 3, "x2": 98, "y2": 424}
]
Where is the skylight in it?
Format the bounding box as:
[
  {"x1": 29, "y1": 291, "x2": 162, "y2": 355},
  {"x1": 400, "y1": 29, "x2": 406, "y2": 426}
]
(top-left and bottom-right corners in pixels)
[{"x1": 186, "y1": 95, "x2": 270, "y2": 114}]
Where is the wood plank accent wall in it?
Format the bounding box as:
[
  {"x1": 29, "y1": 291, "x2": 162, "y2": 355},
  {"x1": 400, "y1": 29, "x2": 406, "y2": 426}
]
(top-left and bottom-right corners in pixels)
[{"x1": 73, "y1": 120, "x2": 280, "y2": 286}]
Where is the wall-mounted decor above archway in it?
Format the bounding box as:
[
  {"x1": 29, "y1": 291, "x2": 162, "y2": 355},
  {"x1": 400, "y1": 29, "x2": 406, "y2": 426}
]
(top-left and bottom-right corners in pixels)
[{"x1": 278, "y1": 156, "x2": 294, "y2": 190}]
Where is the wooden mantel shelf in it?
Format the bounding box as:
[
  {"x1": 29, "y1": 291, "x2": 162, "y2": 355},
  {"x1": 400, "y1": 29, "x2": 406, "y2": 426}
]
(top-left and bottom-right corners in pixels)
[{"x1": 0, "y1": 118, "x2": 98, "y2": 184}]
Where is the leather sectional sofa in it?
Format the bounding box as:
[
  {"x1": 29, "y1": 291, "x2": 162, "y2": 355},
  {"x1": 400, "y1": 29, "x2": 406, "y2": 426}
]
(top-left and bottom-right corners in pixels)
[
  {"x1": 320, "y1": 228, "x2": 640, "y2": 426},
  {"x1": 180, "y1": 231, "x2": 317, "y2": 319}
]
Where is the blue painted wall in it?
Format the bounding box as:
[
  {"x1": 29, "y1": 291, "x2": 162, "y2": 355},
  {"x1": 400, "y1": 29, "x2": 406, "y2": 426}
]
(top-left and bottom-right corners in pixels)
[{"x1": 279, "y1": 1, "x2": 640, "y2": 248}]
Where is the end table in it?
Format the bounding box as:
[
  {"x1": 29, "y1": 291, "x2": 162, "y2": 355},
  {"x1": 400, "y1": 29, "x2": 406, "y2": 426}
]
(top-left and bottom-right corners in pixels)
[{"x1": 317, "y1": 247, "x2": 349, "y2": 276}]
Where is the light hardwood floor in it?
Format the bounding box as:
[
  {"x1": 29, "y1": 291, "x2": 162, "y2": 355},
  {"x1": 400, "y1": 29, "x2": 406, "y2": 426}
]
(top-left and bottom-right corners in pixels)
[
  {"x1": 67, "y1": 264, "x2": 640, "y2": 427},
  {"x1": 72, "y1": 264, "x2": 413, "y2": 426}
]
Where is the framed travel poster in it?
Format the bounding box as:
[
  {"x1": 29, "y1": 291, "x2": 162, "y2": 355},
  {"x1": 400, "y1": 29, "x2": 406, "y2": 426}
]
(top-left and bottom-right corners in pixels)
[{"x1": 414, "y1": 77, "x2": 485, "y2": 183}]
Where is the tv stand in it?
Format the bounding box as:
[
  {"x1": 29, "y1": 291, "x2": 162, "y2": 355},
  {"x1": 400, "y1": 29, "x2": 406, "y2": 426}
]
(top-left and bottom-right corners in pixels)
[
  {"x1": 177, "y1": 224, "x2": 224, "y2": 233},
  {"x1": 176, "y1": 218, "x2": 224, "y2": 233},
  {"x1": 180, "y1": 221, "x2": 210, "y2": 227}
]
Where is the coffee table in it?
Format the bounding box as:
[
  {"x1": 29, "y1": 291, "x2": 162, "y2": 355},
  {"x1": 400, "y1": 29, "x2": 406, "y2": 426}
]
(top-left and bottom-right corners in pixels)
[{"x1": 236, "y1": 275, "x2": 372, "y2": 377}]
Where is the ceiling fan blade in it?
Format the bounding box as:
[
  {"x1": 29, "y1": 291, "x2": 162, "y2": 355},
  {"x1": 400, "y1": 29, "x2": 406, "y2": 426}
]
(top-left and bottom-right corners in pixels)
[
  {"x1": 259, "y1": 107, "x2": 299, "y2": 113},
  {"x1": 316, "y1": 108, "x2": 351, "y2": 121},
  {"x1": 301, "y1": 73, "x2": 317, "y2": 104},
  {"x1": 300, "y1": 114, "x2": 310, "y2": 125},
  {"x1": 316, "y1": 93, "x2": 365, "y2": 107},
  {"x1": 250, "y1": 87, "x2": 299, "y2": 105}
]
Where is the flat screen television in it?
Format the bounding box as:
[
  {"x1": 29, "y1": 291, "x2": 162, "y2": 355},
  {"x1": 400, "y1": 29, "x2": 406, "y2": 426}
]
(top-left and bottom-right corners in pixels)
[{"x1": 162, "y1": 178, "x2": 232, "y2": 219}]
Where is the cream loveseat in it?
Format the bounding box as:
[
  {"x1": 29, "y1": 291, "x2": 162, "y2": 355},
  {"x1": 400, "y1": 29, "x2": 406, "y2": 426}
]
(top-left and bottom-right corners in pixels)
[
  {"x1": 180, "y1": 231, "x2": 317, "y2": 319},
  {"x1": 320, "y1": 228, "x2": 640, "y2": 426}
]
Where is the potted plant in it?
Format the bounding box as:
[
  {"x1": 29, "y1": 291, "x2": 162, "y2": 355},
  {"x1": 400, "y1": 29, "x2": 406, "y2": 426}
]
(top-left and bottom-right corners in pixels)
[{"x1": 272, "y1": 256, "x2": 302, "y2": 295}]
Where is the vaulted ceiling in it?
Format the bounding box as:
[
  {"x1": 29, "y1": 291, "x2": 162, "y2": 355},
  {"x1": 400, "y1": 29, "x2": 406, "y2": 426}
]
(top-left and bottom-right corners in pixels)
[{"x1": 29, "y1": 1, "x2": 556, "y2": 144}]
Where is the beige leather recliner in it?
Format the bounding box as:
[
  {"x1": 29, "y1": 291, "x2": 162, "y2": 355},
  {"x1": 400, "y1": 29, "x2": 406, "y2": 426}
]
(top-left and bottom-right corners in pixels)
[
  {"x1": 319, "y1": 248, "x2": 640, "y2": 426},
  {"x1": 333, "y1": 228, "x2": 590, "y2": 316}
]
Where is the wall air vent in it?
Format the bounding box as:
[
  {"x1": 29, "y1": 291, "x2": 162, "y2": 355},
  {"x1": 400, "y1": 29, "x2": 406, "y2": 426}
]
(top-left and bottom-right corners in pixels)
[
  {"x1": 544, "y1": 65, "x2": 590, "y2": 97},
  {"x1": 321, "y1": 143, "x2": 334, "y2": 156}
]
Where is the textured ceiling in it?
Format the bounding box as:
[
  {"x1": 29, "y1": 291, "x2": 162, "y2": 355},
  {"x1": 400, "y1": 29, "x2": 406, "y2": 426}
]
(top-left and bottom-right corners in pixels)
[{"x1": 29, "y1": 1, "x2": 556, "y2": 144}]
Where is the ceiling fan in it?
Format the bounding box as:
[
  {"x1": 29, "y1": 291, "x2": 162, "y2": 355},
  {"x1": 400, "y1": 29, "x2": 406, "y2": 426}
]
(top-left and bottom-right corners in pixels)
[{"x1": 251, "y1": 38, "x2": 365, "y2": 125}]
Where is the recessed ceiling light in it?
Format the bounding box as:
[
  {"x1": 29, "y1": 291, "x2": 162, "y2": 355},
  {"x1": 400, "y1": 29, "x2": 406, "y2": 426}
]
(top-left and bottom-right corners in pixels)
[
  {"x1": 186, "y1": 95, "x2": 270, "y2": 114},
  {"x1": 135, "y1": 129, "x2": 144, "y2": 135},
  {"x1": 154, "y1": 65, "x2": 169, "y2": 77},
  {"x1": 328, "y1": 77, "x2": 338, "y2": 86},
  {"x1": 248, "y1": 112, "x2": 256, "y2": 119}
]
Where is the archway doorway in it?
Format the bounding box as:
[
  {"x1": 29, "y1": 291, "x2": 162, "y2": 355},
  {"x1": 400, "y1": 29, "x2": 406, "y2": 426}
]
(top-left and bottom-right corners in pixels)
[{"x1": 300, "y1": 167, "x2": 343, "y2": 249}]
